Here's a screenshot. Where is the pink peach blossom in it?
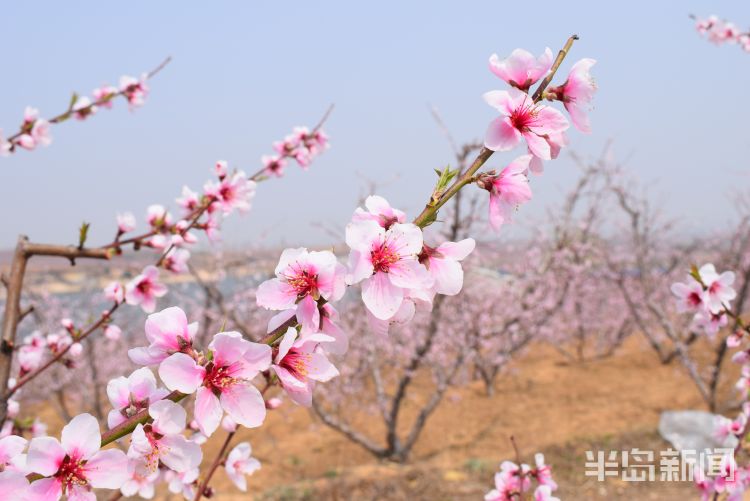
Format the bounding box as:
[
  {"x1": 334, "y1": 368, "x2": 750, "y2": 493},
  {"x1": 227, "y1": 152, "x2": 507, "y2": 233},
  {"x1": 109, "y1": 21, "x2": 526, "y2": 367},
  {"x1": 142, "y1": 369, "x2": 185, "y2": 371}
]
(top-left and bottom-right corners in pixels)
[
  {"x1": 120, "y1": 459, "x2": 159, "y2": 499},
  {"x1": 671, "y1": 279, "x2": 705, "y2": 312},
  {"x1": 262, "y1": 155, "x2": 287, "y2": 177},
  {"x1": 119, "y1": 74, "x2": 149, "y2": 109},
  {"x1": 699, "y1": 263, "x2": 736, "y2": 313},
  {"x1": 479, "y1": 155, "x2": 533, "y2": 231},
  {"x1": 483, "y1": 89, "x2": 569, "y2": 159},
  {"x1": 158, "y1": 331, "x2": 271, "y2": 436},
  {"x1": 73, "y1": 96, "x2": 97, "y2": 120},
  {"x1": 346, "y1": 218, "x2": 433, "y2": 320},
  {"x1": 93, "y1": 85, "x2": 117, "y2": 108},
  {"x1": 106, "y1": 367, "x2": 170, "y2": 429},
  {"x1": 547, "y1": 59, "x2": 597, "y2": 133},
  {"x1": 176, "y1": 186, "x2": 200, "y2": 216},
  {"x1": 146, "y1": 204, "x2": 172, "y2": 229},
  {"x1": 257, "y1": 248, "x2": 346, "y2": 334},
  {"x1": 419, "y1": 238, "x2": 475, "y2": 295},
  {"x1": 128, "y1": 400, "x2": 202, "y2": 473},
  {"x1": 488, "y1": 47, "x2": 553, "y2": 91},
  {"x1": 26, "y1": 413, "x2": 129, "y2": 499},
  {"x1": 0, "y1": 471, "x2": 28, "y2": 500},
  {"x1": 116, "y1": 212, "x2": 136, "y2": 233},
  {"x1": 351, "y1": 195, "x2": 406, "y2": 230},
  {"x1": 224, "y1": 442, "x2": 261, "y2": 491},
  {"x1": 163, "y1": 248, "x2": 190, "y2": 274},
  {"x1": 271, "y1": 328, "x2": 339, "y2": 406},
  {"x1": 125, "y1": 265, "x2": 168, "y2": 313},
  {"x1": 204, "y1": 171, "x2": 256, "y2": 215},
  {"x1": 128, "y1": 306, "x2": 198, "y2": 366}
]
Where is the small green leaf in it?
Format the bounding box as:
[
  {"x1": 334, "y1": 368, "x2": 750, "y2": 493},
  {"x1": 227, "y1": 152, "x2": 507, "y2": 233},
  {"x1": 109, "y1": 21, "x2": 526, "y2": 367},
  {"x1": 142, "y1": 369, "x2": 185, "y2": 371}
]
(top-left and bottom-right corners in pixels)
[
  {"x1": 68, "y1": 93, "x2": 79, "y2": 111},
  {"x1": 78, "y1": 222, "x2": 90, "y2": 249}
]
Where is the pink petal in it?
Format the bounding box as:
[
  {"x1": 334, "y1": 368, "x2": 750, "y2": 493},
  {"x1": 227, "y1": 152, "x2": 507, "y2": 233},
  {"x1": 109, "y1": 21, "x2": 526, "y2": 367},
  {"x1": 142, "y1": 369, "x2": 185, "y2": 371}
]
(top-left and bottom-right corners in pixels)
[
  {"x1": 159, "y1": 435, "x2": 202, "y2": 472},
  {"x1": 256, "y1": 279, "x2": 297, "y2": 310},
  {"x1": 62, "y1": 413, "x2": 101, "y2": 460},
  {"x1": 436, "y1": 238, "x2": 475, "y2": 261},
  {"x1": 220, "y1": 384, "x2": 266, "y2": 428},
  {"x1": 485, "y1": 117, "x2": 521, "y2": 152},
  {"x1": 28, "y1": 477, "x2": 61, "y2": 500},
  {"x1": 0, "y1": 471, "x2": 29, "y2": 500},
  {"x1": 26, "y1": 437, "x2": 65, "y2": 476},
  {"x1": 195, "y1": 386, "x2": 223, "y2": 437},
  {"x1": 0, "y1": 436, "x2": 27, "y2": 464},
  {"x1": 158, "y1": 353, "x2": 205, "y2": 394},
  {"x1": 388, "y1": 259, "x2": 432, "y2": 290},
  {"x1": 429, "y1": 257, "x2": 464, "y2": 296},
  {"x1": 296, "y1": 295, "x2": 320, "y2": 335},
  {"x1": 84, "y1": 449, "x2": 129, "y2": 489},
  {"x1": 208, "y1": 332, "x2": 248, "y2": 367},
  {"x1": 305, "y1": 353, "x2": 339, "y2": 382},
  {"x1": 361, "y1": 272, "x2": 403, "y2": 320},
  {"x1": 145, "y1": 306, "x2": 190, "y2": 350},
  {"x1": 275, "y1": 328, "x2": 298, "y2": 363},
  {"x1": 150, "y1": 400, "x2": 187, "y2": 436},
  {"x1": 523, "y1": 131, "x2": 551, "y2": 159}
]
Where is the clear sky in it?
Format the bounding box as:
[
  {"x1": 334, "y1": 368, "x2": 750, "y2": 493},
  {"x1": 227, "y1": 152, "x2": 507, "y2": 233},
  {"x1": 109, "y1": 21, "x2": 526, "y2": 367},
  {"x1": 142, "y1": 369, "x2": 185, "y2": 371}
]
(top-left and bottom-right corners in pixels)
[{"x1": 1, "y1": 1, "x2": 749, "y2": 250}]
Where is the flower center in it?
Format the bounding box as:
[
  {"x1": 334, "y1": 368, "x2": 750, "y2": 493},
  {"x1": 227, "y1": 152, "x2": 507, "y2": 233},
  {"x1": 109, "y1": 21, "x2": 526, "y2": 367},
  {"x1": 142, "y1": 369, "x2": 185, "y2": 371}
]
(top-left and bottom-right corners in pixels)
[
  {"x1": 509, "y1": 101, "x2": 539, "y2": 132},
  {"x1": 204, "y1": 362, "x2": 236, "y2": 392},
  {"x1": 137, "y1": 280, "x2": 152, "y2": 295},
  {"x1": 688, "y1": 292, "x2": 702, "y2": 307},
  {"x1": 371, "y1": 242, "x2": 399, "y2": 273},
  {"x1": 57, "y1": 455, "x2": 88, "y2": 491},
  {"x1": 280, "y1": 348, "x2": 311, "y2": 381},
  {"x1": 283, "y1": 265, "x2": 319, "y2": 298}
]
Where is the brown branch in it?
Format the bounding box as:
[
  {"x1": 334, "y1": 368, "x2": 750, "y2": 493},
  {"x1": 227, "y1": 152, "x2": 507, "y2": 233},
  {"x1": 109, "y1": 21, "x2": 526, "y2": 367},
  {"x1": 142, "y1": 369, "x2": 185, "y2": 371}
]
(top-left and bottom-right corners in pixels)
[{"x1": 194, "y1": 430, "x2": 235, "y2": 501}]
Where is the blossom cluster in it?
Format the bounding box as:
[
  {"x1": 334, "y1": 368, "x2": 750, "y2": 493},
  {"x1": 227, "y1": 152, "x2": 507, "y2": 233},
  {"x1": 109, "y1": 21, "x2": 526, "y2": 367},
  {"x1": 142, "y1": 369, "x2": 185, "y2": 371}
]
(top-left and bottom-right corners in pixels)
[
  {"x1": 479, "y1": 47, "x2": 596, "y2": 230},
  {"x1": 262, "y1": 125, "x2": 330, "y2": 177},
  {"x1": 1, "y1": 73, "x2": 150, "y2": 156},
  {"x1": 670, "y1": 263, "x2": 736, "y2": 337},
  {"x1": 0, "y1": 307, "x2": 269, "y2": 500},
  {"x1": 695, "y1": 15, "x2": 750, "y2": 52},
  {"x1": 485, "y1": 454, "x2": 559, "y2": 501}
]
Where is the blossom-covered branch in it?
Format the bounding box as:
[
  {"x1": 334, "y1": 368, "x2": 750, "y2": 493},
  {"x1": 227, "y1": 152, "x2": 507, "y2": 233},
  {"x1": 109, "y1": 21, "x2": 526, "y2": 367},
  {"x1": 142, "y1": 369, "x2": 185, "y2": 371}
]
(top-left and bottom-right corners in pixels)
[{"x1": 0, "y1": 57, "x2": 171, "y2": 156}]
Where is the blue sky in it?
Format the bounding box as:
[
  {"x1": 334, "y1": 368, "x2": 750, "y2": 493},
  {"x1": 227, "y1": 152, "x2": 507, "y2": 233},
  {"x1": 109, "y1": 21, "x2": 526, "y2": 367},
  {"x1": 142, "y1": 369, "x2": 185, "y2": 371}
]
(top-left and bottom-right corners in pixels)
[{"x1": 1, "y1": 1, "x2": 748, "y2": 249}]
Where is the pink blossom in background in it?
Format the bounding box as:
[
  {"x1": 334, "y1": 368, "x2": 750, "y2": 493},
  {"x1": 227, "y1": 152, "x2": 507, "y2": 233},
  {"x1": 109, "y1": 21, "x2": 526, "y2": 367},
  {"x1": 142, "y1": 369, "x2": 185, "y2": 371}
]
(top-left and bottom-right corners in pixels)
[
  {"x1": 73, "y1": 96, "x2": 97, "y2": 120},
  {"x1": 478, "y1": 155, "x2": 533, "y2": 231},
  {"x1": 146, "y1": 204, "x2": 173, "y2": 229},
  {"x1": 116, "y1": 212, "x2": 136, "y2": 233},
  {"x1": 26, "y1": 413, "x2": 129, "y2": 499},
  {"x1": 176, "y1": 186, "x2": 201, "y2": 216},
  {"x1": 224, "y1": 442, "x2": 261, "y2": 491},
  {"x1": 262, "y1": 154, "x2": 287, "y2": 177},
  {"x1": 164, "y1": 248, "x2": 191, "y2": 274},
  {"x1": 534, "y1": 485, "x2": 560, "y2": 501},
  {"x1": 670, "y1": 279, "x2": 705, "y2": 312},
  {"x1": 158, "y1": 331, "x2": 271, "y2": 436},
  {"x1": 346, "y1": 218, "x2": 433, "y2": 320},
  {"x1": 92, "y1": 85, "x2": 117, "y2": 108},
  {"x1": 257, "y1": 248, "x2": 346, "y2": 334},
  {"x1": 0, "y1": 435, "x2": 27, "y2": 473},
  {"x1": 128, "y1": 400, "x2": 202, "y2": 472},
  {"x1": 483, "y1": 88, "x2": 569, "y2": 160},
  {"x1": 128, "y1": 306, "x2": 198, "y2": 366},
  {"x1": 104, "y1": 324, "x2": 122, "y2": 341},
  {"x1": 488, "y1": 47, "x2": 553, "y2": 91},
  {"x1": 104, "y1": 281, "x2": 125, "y2": 304},
  {"x1": 351, "y1": 195, "x2": 406, "y2": 230},
  {"x1": 119, "y1": 74, "x2": 149, "y2": 109},
  {"x1": 120, "y1": 459, "x2": 159, "y2": 499},
  {"x1": 698, "y1": 263, "x2": 736, "y2": 313},
  {"x1": 271, "y1": 328, "x2": 339, "y2": 406},
  {"x1": 204, "y1": 170, "x2": 256, "y2": 215},
  {"x1": 106, "y1": 367, "x2": 169, "y2": 429},
  {"x1": 547, "y1": 58, "x2": 597, "y2": 133},
  {"x1": 214, "y1": 160, "x2": 228, "y2": 179},
  {"x1": 125, "y1": 265, "x2": 168, "y2": 313},
  {"x1": 419, "y1": 238, "x2": 476, "y2": 295}
]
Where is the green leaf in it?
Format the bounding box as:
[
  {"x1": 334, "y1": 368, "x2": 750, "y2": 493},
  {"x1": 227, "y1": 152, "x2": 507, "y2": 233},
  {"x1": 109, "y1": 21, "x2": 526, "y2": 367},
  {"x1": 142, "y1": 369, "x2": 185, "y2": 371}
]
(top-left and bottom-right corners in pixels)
[
  {"x1": 68, "y1": 93, "x2": 79, "y2": 111},
  {"x1": 78, "y1": 222, "x2": 90, "y2": 249}
]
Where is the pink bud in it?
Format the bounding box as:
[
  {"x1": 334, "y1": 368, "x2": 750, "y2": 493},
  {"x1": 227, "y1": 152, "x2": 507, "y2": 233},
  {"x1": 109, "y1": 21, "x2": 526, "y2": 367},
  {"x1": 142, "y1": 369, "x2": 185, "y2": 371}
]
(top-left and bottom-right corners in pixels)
[
  {"x1": 215, "y1": 160, "x2": 228, "y2": 179},
  {"x1": 265, "y1": 397, "x2": 282, "y2": 410},
  {"x1": 69, "y1": 342, "x2": 83, "y2": 357}
]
